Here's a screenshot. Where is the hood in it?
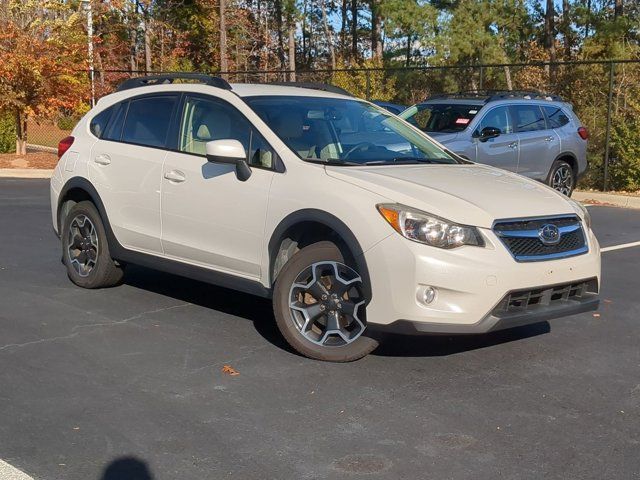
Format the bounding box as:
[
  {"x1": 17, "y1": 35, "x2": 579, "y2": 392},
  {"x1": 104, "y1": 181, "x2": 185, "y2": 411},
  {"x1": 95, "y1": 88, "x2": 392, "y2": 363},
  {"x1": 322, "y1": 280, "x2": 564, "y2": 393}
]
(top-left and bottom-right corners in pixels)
[{"x1": 325, "y1": 163, "x2": 575, "y2": 228}]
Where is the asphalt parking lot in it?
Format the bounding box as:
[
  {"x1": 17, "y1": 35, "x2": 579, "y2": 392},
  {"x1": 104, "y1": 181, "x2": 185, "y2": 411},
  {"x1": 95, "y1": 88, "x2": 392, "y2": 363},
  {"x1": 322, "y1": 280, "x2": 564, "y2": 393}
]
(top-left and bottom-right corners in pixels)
[{"x1": 0, "y1": 178, "x2": 639, "y2": 480}]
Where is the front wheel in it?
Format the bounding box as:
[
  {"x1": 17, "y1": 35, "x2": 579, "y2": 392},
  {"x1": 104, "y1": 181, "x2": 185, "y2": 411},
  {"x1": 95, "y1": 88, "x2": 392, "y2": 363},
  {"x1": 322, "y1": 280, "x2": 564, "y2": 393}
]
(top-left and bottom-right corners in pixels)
[
  {"x1": 548, "y1": 160, "x2": 575, "y2": 196},
  {"x1": 273, "y1": 241, "x2": 379, "y2": 362}
]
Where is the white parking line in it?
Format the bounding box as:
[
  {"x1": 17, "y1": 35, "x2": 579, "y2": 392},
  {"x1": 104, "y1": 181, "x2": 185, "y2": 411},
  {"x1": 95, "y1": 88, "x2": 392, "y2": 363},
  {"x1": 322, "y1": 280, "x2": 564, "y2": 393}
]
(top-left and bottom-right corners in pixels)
[
  {"x1": 0, "y1": 460, "x2": 33, "y2": 480},
  {"x1": 601, "y1": 241, "x2": 640, "y2": 253}
]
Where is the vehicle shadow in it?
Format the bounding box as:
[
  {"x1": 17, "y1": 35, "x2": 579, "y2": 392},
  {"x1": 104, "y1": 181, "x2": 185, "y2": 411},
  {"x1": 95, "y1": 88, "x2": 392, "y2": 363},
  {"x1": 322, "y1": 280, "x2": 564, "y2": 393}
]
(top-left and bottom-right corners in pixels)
[
  {"x1": 100, "y1": 456, "x2": 154, "y2": 480},
  {"x1": 123, "y1": 265, "x2": 291, "y2": 352},
  {"x1": 123, "y1": 265, "x2": 550, "y2": 359},
  {"x1": 372, "y1": 322, "x2": 551, "y2": 357}
]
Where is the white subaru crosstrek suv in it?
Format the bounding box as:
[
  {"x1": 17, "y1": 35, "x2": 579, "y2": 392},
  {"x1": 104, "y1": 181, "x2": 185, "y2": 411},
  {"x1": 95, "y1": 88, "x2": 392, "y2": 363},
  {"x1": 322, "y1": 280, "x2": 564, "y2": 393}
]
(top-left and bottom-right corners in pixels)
[{"x1": 50, "y1": 74, "x2": 601, "y2": 362}]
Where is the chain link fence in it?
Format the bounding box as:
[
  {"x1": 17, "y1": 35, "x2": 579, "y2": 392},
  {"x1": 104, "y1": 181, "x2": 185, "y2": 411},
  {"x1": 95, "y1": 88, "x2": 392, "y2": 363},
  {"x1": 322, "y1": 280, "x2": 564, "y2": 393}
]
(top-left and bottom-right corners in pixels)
[{"x1": 20, "y1": 59, "x2": 640, "y2": 191}]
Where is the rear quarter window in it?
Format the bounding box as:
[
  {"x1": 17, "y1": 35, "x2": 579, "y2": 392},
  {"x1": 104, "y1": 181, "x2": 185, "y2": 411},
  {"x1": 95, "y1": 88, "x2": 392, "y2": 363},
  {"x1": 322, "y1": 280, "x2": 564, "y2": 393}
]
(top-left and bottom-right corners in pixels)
[
  {"x1": 543, "y1": 106, "x2": 570, "y2": 129},
  {"x1": 89, "y1": 106, "x2": 113, "y2": 138}
]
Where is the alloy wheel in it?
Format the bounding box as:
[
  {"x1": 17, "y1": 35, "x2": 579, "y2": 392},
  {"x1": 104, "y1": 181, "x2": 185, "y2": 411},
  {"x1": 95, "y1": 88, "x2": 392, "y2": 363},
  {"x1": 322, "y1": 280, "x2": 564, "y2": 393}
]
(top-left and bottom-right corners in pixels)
[
  {"x1": 288, "y1": 261, "x2": 366, "y2": 347},
  {"x1": 552, "y1": 164, "x2": 573, "y2": 196},
  {"x1": 67, "y1": 214, "x2": 99, "y2": 277}
]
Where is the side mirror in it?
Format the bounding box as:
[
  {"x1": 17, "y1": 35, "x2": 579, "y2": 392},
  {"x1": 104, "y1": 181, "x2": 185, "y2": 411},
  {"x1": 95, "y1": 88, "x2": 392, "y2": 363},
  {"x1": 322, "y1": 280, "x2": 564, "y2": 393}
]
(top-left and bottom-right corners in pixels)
[
  {"x1": 205, "y1": 139, "x2": 251, "y2": 181},
  {"x1": 478, "y1": 126, "x2": 501, "y2": 142}
]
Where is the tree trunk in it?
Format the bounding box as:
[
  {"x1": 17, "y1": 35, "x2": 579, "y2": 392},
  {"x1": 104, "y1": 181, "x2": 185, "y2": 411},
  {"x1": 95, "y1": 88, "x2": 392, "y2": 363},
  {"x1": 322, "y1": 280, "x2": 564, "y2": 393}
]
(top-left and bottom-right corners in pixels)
[
  {"x1": 585, "y1": 0, "x2": 591, "y2": 38},
  {"x1": 288, "y1": 22, "x2": 297, "y2": 81},
  {"x1": 129, "y1": 0, "x2": 137, "y2": 72},
  {"x1": 275, "y1": 0, "x2": 285, "y2": 70},
  {"x1": 143, "y1": 14, "x2": 151, "y2": 72},
  {"x1": 219, "y1": 0, "x2": 228, "y2": 78},
  {"x1": 544, "y1": 0, "x2": 556, "y2": 84},
  {"x1": 15, "y1": 112, "x2": 26, "y2": 156},
  {"x1": 504, "y1": 65, "x2": 513, "y2": 90},
  {"x1": 614, "y1": 0, "x2": 623, "y2": 18},
  {"x1": 320, "y1": 0, "x2": 336, "y2": 70},
  {"x1": 370, "y1": 0, "x2": 382, "y2": 60},
  {"x1": 562, "y1": 0, "x2": 571, "y2": 59},
  {"x1": 405, "y1": 33, "x2": 411, "y2": 67},
  {"x1": 340, "y1": 0, "x2": 348, "y2": 57},
  {"x1": 350, "y1": 0, "x2": 358, "y2": 60}
]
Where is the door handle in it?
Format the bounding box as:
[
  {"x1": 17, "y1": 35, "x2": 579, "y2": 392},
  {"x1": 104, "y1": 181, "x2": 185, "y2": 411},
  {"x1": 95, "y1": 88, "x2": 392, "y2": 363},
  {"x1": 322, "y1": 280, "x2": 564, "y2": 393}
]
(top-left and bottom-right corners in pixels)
[
  {"x1": 94, "y1": 154, "x2": 111, "y2": 165},
  {"x1": 508, "y1": 142, "x2": 518, "y2": 149},
  {"x1": 164, "y1": 170, "x2": 186, "y2": 183}
]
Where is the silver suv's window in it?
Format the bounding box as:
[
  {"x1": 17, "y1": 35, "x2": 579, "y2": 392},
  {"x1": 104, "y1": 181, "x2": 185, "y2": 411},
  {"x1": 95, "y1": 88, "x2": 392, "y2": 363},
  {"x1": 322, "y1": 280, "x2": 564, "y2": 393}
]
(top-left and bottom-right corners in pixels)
[
  {"x1": 476, "y1": 106, "x2": 513, "y2": 134},
  {"x1": 511, "y1": 104, "x2": 546, "y2": 132},
  {"x1": 246, "y1": 96, "x2": 460, "y2": 166},
  {"x1": 543, "y1": 106, "x2": 570, "y2": 128},
  {"x1": 405, "y1": 104, "x2": 479, "y2": 133}
]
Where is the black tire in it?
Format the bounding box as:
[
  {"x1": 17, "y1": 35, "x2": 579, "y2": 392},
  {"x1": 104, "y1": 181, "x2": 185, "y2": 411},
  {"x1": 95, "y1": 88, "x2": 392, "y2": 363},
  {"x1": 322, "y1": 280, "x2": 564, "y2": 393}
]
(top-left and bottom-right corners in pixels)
[
  {"x1": 547, "y1": 160, "x2": 575, "y2": 197},
  {"x1": 273, "y1": 241, "x2": 379, "y2": 362},
  {"x1": 62, "y1": 201, "x2": 124, "y2": 288}
]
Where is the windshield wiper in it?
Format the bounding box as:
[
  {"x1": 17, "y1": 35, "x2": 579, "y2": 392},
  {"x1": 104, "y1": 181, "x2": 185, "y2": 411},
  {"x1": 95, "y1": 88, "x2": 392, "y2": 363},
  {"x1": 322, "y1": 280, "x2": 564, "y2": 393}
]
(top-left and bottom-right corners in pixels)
[
  {"x1": 305, "y1": 158, "x2": 362, "y2": 166},
  {"x1": 363, "y1": 157, "x2": 451, "y2": 165}
]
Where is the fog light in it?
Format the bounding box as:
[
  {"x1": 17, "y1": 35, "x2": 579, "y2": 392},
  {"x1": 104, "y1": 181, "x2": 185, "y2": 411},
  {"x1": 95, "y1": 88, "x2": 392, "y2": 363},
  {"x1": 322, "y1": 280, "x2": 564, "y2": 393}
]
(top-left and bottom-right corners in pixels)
[{"x1": 422, "y1": 286, "x2": 437, "y2": 304}]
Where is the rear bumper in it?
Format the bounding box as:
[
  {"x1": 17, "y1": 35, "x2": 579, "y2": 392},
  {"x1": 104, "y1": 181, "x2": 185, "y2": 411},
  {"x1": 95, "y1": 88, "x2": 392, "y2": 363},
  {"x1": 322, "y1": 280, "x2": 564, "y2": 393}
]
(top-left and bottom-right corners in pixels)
[{"x1": 369, "y1": 292, "x2": 599, "y2": 335}]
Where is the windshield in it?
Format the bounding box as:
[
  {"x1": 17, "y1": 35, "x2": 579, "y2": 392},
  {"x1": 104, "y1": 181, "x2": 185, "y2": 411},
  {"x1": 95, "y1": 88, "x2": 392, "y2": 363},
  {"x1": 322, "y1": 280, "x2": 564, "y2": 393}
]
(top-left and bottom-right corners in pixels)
[
  {"x1": 402, "y1": 103, "x2": 480, "y2": 133},
  {"x1": 244, "y1": 96, "x2": 460, "y2": 166}
]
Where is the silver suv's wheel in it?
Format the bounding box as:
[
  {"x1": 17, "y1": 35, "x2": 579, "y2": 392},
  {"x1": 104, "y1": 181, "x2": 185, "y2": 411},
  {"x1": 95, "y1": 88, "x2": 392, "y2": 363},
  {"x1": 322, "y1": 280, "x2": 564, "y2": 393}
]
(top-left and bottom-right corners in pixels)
[
  {"x1": 62, "y1": 201, "x2": 124, "y2": 288},
  {"x1": 548, "y1": 160, "x2": 574, "y2": 196},
  {"x1": 273, "y1": 241, "x2": 379, "y2": 362}
]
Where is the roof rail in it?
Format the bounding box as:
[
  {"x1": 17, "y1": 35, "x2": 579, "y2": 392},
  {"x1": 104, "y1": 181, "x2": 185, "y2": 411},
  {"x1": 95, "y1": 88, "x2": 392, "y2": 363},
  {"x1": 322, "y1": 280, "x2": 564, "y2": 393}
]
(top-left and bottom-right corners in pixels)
[
  {"x1": 426, "y1": 90, "x2": 563, "y2": 103},
  {"x1": 269, "y1": 82, "x2": 352, "y2": 96},
  {"x1": 486, "y1": 90, "x2": 563, "y2": 102},
  {"x1": 117, "y1": 74, "x2": 232, "y2": 92}
]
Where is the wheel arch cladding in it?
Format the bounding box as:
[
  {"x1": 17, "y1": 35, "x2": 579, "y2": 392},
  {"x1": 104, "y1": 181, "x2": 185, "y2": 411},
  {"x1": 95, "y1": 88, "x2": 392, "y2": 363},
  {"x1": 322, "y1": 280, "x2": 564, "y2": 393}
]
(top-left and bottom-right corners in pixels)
[
  {"x1": 268, "y1": 209, "x2": 372, "y2": 300},
  {"x1": 556, "y1": 153, "x2": 578, "y2": 176},
  {"x1": 58, "y1": 177, "x2": 118, "y2": 250}
]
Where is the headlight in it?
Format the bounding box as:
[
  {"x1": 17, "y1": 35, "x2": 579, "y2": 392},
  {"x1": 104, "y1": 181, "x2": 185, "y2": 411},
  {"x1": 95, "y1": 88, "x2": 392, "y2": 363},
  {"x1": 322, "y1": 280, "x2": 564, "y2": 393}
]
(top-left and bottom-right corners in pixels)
[
  {"x1": 568, "y1": 198, "x2": 591, "y2": 229},
  {"x1": 377, "y1": 204, "x2": 484, "y2": 248}
]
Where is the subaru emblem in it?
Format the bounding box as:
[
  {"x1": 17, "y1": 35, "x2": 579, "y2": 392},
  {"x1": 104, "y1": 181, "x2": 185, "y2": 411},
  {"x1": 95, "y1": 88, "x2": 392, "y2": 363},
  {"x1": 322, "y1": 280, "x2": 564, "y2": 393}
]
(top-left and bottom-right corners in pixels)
[{"x1": 538, "y1": 224, "x2": 561, "y2": 245}]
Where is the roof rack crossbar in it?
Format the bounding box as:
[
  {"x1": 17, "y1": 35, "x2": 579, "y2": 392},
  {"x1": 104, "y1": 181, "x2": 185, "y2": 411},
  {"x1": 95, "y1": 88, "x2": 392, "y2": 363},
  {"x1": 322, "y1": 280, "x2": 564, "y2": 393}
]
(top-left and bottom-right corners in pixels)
[{"x1": 116, "y1": 74, "x2": 232, "y2": 92}]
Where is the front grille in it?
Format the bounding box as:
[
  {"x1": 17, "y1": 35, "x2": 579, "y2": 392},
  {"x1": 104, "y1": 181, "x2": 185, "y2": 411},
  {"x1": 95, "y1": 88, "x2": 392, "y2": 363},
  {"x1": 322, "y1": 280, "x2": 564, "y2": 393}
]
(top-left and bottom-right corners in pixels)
[
  {"x1": 494, "y1": 215, "x2": 588, "y2": 262},
  {"x1": 493, "y1": 278, "x2": 598, "y2": 315}
]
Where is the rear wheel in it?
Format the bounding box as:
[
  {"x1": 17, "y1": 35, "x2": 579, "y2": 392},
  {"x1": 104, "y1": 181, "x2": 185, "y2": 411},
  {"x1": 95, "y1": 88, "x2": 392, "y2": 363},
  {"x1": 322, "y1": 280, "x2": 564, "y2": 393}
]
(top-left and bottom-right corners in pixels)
[
  {"x1": 273, "y1": 241, "x2": 378, "y2": 362},
  {"x1": 62, "y1": 201, "x2": 124, "y2": 288},
  {"x1": 548, "y1": 160, "x2": 575, "y2": 196}
]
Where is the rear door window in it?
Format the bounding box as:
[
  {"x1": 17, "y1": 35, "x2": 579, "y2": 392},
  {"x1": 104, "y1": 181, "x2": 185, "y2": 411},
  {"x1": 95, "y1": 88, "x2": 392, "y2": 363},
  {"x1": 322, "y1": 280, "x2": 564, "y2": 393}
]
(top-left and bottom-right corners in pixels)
[
  {"x1": 122, "y1": 95, "x2": 178, "y2": 148},
  {"x1": 543, "y1": 106, "x2": 570, "y2": 129},
  {"x1": 511, "y1": 105, "x2": 547, "y2": 132}
]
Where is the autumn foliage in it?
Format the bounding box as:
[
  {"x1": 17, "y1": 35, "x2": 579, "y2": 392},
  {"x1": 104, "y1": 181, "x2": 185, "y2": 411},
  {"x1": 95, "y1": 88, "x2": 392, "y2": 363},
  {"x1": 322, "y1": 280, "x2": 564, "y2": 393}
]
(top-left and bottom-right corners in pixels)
[{"x1": 0, "y1": 1, "x2": 88, "y2": 154}]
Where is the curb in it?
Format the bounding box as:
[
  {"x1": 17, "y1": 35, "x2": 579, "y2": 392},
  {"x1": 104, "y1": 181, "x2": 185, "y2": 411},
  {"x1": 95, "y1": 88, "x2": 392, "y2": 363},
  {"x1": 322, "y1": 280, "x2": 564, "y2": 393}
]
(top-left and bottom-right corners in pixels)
[
  {"x1": 0, "y1": 169, "x2": 53, "y2": 179},
  {"x1": 574, "y1": 190, "x2": 640, "y2": 209}
]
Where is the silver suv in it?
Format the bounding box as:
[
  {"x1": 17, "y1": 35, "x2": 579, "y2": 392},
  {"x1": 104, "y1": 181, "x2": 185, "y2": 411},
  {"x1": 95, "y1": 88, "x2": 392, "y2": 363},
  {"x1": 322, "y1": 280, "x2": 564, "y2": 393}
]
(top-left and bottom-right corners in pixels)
[{"x1": 400, "y1": 92, "x2": 589, "y2": 196}]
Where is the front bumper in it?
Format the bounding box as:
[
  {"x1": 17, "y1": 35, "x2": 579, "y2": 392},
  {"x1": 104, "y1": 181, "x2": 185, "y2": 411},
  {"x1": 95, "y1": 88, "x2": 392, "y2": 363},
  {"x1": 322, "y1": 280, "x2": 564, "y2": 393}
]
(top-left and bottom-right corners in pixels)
[{"x1": 362, "y1": 224, "x2": 601, "y2": 334}]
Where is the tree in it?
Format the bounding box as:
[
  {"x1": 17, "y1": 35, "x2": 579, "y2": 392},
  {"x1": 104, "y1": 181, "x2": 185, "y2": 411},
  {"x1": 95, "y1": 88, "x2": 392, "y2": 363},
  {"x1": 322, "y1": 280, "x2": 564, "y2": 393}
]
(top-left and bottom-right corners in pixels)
[
  {"x1": 220, "y1": 0, "x2": 229, "y2": 76},
  {"x1": 0, "y1": 1, "x2": 88, "y2": 154}
]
